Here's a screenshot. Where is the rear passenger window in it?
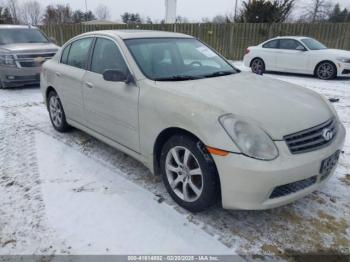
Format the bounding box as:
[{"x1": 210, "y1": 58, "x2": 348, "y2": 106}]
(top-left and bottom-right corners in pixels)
[
  {"x1": 263, "y1": 40, "x2": 278, "y2": 49},
  {"x1": 60, "y1": 44, "x2": 70, "y2": 64},
  {"x1": 66, "y1": 38, "x2": 93, "y2": 69},
  {"x1": 90, "y1": 38, "x2": 128, "y2": 75},
  {"x1": 279, "y1": 39, "x2": 301, "y2": 50}
]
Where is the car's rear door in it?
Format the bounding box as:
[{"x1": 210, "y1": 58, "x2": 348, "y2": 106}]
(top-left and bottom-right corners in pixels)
[
  {"x1": 54, "y1": 37, "x2": 94, "y2": 123},
  {"x1": 276, "y1": 39, "x2": 310, "y2": 73},
  {"x1": 82, "y1": 37, "x2": 140, "y2": 152}
]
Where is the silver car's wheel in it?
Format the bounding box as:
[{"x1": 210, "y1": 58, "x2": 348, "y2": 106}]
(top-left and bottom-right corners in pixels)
[
  {"x1": 251, "y1": 58, "x2": 265, "y2": 74},
  {"x1": 49, "y1": 95, "x2": 63, "y2": 128},
  {"x1": 160, "y1": 135, "x2": 220, "y2": 212},
  {"x1": 47, "y1": 91, "x2": 70, "y2": 132},
  {"x1": 316, "y1": 62, "x2": 336, "y2": 80},
  {"x1": 165, "y1": 146, "x2": 203, "y2": 202}
]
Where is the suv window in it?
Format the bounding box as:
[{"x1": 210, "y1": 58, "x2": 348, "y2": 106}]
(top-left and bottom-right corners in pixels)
[
  {"x1": 61, "y1": 44, "x2": 71, "y2": 64},
  {"x1": 279, "y1": 39, "x2": 303, "y2": 50},
  {"x1": 262, "y1": 40, "x2": 279, "y2": 49},
  {"x1": 91, "y1": 38, "x2": 128, "y2": 75},
  {"x1": 66, "y1": 38, "x2": 93, "y2": 69}
]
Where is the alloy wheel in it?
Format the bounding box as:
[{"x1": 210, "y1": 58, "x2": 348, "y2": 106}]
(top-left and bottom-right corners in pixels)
[
  {"x1": 317, "y1": 62, "x2": 335, "y2": 80},
  {"x1": 49, "y1": 95, "x2": 63, "y2": 128},
  {"x1": 251, "y1": 59, "x2": 264, "y2": 74},
  {"x1": 165, "y1": 146, "x2": 203, "y2": 202}
]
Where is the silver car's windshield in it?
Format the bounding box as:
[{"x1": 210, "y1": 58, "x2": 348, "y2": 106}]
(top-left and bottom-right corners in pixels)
[
  {"x1": 125, "y1": 38, "x2": 237, "y2": 81},
  {"x1": 301, "y1": 38, "x2": 327, "y2": 50},
  {"x1": 0, "y1": 29, "x2": 49, "y2": 45}
]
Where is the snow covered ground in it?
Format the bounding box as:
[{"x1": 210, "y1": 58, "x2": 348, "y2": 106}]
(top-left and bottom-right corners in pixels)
[{"x1": 0, "y1": 64, "x2": 349, "y2": 258}]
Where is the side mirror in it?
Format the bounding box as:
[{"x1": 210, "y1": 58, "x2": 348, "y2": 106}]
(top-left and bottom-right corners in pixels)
[
  {"x1": 49, "y1": 36, "x2": 57, "y2": 44},
  {"x1": 103, "y1": 69, "x2": 133, "y2": 83},
  {"x1": 296, "y1": 45, "x2": 306, "y2": 51}
]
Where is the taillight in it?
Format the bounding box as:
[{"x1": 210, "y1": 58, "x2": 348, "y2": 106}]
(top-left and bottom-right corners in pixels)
[{"x1": 245, "y1": 48, "x2": 250, "y2": 55}]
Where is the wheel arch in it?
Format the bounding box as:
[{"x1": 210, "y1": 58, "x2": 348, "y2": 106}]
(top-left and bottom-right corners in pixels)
[
  {"x1": 45, "y1": 86, "x2": 57, "y2": 104},
  {"x1": 153, "y1": 126, "x2": 222, "y2": 203},
  {"x1": 153, "y1": 127, "x2": 200, "y2": 175}
]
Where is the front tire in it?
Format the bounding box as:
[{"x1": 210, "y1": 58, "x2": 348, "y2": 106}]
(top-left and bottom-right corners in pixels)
[
  {"x1": 48, "y1": 91, "x2": 71, "y2": 132},
  {"x1": 160, "y1": 135, "x2": 220, "y2": 212},
  {"x1": 315, "y1": 62, "x2": 337, "y2": 80},
  {"x1": 251, "y1": 58, "x2": 265, "y2": 75}
]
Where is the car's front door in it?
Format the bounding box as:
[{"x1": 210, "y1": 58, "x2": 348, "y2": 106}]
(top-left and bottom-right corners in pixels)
[
  {"x1": 54, "y1": 37, "x2": 93, "y2": 123},
  {"x1": 276, "y1": 39, "x2": 310, "y2": 73},
  {"x1": 82, "y1": 37, "x2": 140, "y2": 152}
]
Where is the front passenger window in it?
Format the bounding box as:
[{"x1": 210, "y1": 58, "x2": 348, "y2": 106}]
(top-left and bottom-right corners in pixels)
[
  {"x1": 67, "y1": 38, "x2": 93, "y2": 69},
  {"x1": 91, "y1": 38, "x2": 128, "y2": 75}
]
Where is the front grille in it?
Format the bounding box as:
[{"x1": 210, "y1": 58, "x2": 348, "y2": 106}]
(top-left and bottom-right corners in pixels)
[
  {"x1": 269, "y1": 176, "x2": 317, "y2": 199},
  {"x1": 16, "y1": 53, "x2": 55, "y2": 59},
  {"x1": 19, "y1": 61, "x2": 40, "y2": 67},
  {"x1": 284, "y1": 118, "x2": 337, "y2": 154},
  {"x1": 15, "y1": 52, "x2": 56, "y2": 68}
]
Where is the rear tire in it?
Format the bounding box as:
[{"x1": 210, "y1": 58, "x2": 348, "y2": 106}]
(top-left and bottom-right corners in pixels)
[
  {"x1": 315, "y1": 62, "x2": 337, "y2": 80},
  {"x1": 251, "y1": 58, "x2": 265, "y2": 75},
  {"x1": 160, "y1": 134, "x2": 220, "y2": 212},
  {"x1": 48, "y1": 91, "x2": 71, "y2": 132}
]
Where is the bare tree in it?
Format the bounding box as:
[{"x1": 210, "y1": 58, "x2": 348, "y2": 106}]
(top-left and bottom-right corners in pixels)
[
  {"x1": 303, "y1": 0, "x2": 333, "y2": 22},
  {"x1": 6, "y1": 0, "x2": 20, "y2": 23},
  {"x1": 21, "y1": 0, "x2": 41, "y2": 25},
  {"x1": 42, "y1": 4, "x2": 73, "y2": 25},
  {"x1": 95, "y1": 4, "x2": 110, "y2": 20}
]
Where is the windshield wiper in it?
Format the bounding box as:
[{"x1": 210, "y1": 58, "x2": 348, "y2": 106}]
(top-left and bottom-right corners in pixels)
[
  {"x1": 154, "y1": 75, "x2": 202, "y2": 81},
  {"x1": 203, "y1": 71, "x2": 235, "y2": 78}
]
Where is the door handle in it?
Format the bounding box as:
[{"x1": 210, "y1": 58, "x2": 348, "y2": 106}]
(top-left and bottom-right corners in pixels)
[
  {"x1": 55, "y1": 72, "x2": 61, "y2": 77},
  {"x1": 85, "y1": 82, "x2": 94, "y2": 88}
]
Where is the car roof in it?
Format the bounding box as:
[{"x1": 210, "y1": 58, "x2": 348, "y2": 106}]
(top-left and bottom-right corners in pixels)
[
  {"x1": 77, "y1": 30, "x2": 193, "y2": 40},
  {"x1": 0, "y1": 24, "x2": 39, "y2": 29},
  {"x1": 270, "y1": 36, "x2": 310, "y2": 41}
]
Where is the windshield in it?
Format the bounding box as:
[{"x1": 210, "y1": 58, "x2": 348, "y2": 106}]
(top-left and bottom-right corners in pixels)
[
  {"x1": 125, "y1": 38, "x2": 237, "y2": 81},
  {"x1": 301, "y1": 38, "x2": 327, "y2": 50},
  {"x1": 0, "y1": 29, "x2": 49, "y2": 45}
]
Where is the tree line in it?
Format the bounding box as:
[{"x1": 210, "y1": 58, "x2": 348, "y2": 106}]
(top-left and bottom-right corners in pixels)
[{"x1": 0, "y1": 0, "x2": 349, "y2": 26}]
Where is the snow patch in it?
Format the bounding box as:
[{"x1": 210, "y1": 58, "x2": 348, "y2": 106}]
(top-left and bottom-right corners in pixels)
[{"x1": 35, "y1": 131, "x2": 232, "y2": 255}]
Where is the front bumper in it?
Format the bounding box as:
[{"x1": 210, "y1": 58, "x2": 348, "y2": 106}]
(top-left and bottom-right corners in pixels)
[
  {"x1": 337, "y1": 62, "x2": 350, "y2": 77},
  {"x1": 0, "y1": 66, "x2": 41, "y2": 88},
  {"x1": 214, "y1": 123, "x2": 346, "y2": 210}
]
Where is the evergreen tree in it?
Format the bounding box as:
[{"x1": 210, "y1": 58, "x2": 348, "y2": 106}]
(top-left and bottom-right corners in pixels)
[
  {"x1": 236, "y1": 0, "x2": 295, "y2": 23},
  {"x1": 328, "y1": 4, "x2": 349, "y2": 22}
]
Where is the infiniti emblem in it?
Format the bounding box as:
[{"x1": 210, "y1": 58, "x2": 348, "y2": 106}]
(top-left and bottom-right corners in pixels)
[{"x1": 322, "y1": 128, "x2": 334, "y2": 141}]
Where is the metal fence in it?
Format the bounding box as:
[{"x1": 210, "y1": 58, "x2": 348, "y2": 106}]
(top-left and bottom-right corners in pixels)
[{"x1": 40, "y1": 23, "x2": 350, "y2": 60}]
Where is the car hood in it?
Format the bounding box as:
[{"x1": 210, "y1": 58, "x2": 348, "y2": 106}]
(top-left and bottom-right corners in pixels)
[
  {"x1": 0, "y1": 43, "x2": 59, "y2": 53},
  {"x1": 156, "y1": 72, "x2": 333, "y2": 140},
  {"x1": 314, "y1": 48, "x2": 350, "y2": 57}
]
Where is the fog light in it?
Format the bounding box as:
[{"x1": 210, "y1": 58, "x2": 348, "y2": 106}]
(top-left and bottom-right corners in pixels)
[{"x1": 7, "y1": 75, "x2": 15, "y2": 80}]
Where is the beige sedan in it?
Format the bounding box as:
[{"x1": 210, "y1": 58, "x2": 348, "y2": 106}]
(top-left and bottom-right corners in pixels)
[{"x1": 41, "y1": 30, "x2": 345, "y2": 212}]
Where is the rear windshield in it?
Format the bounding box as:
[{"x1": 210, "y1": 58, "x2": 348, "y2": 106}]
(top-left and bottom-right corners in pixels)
[{"x1": 0, "y1": 29, "x2": 49, "y2": 45}]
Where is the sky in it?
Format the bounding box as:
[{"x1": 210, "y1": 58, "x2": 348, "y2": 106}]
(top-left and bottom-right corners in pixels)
[{"x1": 13, "y1": 0, "x2": 350, "y2": 22}]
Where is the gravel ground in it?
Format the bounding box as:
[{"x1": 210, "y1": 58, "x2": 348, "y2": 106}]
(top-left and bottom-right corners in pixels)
[{"x1": 0, "y1": 66, "x2": 349, "y2": 258}]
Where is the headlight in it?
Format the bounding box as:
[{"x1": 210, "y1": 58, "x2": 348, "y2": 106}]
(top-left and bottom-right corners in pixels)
[
  {"x1": 337, "y1": 57, "x2": 350, "y2": 63},
  {"x1": 219, "y1": 114, "x2": 278, "y2": 160},
  {"x1": 0, "y1": 53, "x2": 16, "y2": 67}
]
